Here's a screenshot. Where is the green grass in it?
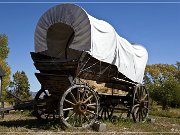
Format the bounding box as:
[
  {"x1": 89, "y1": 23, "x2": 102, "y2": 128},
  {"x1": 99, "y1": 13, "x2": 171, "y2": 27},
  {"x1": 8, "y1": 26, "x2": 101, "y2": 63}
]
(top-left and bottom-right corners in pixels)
[{"x1": 149, "y1": 106, "x2": 180, "y2": 118}]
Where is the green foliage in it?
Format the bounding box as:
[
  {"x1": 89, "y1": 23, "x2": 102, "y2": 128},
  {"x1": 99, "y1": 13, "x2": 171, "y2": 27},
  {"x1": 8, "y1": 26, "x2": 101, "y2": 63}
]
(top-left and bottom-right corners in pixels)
[
  {"x1": 0, "y1": 60, "x2": 11, "y2": 100},
  {"x1": 176, "y1": 61, "x2": 180, "y2": 70},
  {"x1": 150, "y1": 79, "x2": 180, "y2": 109},
  {"x1": 144, "y1": 63, "x2": 180, "y2": 109},
  {"x1": 175, "y1": 61, "x2": 180, "y2": 82},
  {"x1": 0, "y1": 34, "x2": 11, "y2": 100},
  {"x1": 12, "y1": 71, "x2": 31, "y2": 100},
  {"x1": 0, "y1": 34, "x2": 9, "y2": 59}
]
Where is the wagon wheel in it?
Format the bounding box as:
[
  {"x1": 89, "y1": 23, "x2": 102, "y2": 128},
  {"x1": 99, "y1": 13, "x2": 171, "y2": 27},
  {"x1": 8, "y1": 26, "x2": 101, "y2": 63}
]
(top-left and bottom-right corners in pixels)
[
  {"x1": 98, "y1": 104, "x2": 115, "y2": 121},
  {"x1": 132, "y1": 84, "x2": 149, "y2": 122},
  {"x1": 33, "y1": 89, "x2": 58, "y2": 120},
  {"x1": 60, "y1": 84, "x2": 99, "y2": 128}
]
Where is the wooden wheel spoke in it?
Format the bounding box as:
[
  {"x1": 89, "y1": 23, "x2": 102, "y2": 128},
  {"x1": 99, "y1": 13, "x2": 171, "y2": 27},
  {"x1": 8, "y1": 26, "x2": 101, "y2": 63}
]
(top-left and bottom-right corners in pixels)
[
  {"x1": 139, "y1": 88, "x2": 142, "y2": 99},
  {"x1": 63, "y1": 107, "x2": 73, "y2": 111},
  {"x1": 87, "y1": 106, "x2": 96, "y2": 110},
  {"x1": 87, "y1": 103, "x2": 96, "y2": 106},
  {"x1": 100, "y1": 108, "x2": 104, "y2": 118},
  {"x1": 141, "y1": 94, "x2": 148, "y2": 101},
  {"x1": 64, "y1": 99, "x2": 75, "y2": 106},
  {"x1": 142, "y1": 109, "x2": 147, "y2": 119},
  {"x1": 104, "y1": 108, "x2": 107, "y2": 119},
  {"x1": 79, "y1": 114, "x2": 82, "y2": 126},
  {"x1": 135, "y1": 107, "x2": 141, "y2": 122},
  {"x1": 109, "y1": 107, "x2": 114, "y2": 117},
  {"x1": 137, "y1": 88, "x2": 141, "y2": 100},
  {"x1": 98, "y1": 105, "x2": 114, "y2": 120},
  {"x1": 70, "y1": 92, "x2": 77, "y2": 104},
  {"x1": 77, "y1": 89, "x2": 80, "y2": 102},
  {"x1": 82, "y1": 113, "x2": 90, "y2": 123},
  {"x1": 81, "y1": 90, "x2": 86, "y2": 101},
  {"x1": 135, "y1": 107, "x2": 139, "y2": 119},
  {"x1": 73, "y1": 113, "x2": 78, "y2": 126},
  {"x1": 133, "y1": 105, "x2": 140, "y2": 120},
  {"x1": 135, "y1": 91, "x2": 139, "y2": 100},
  {"x1": 142, "y1": 107, "x2": 148, "y2": 114},
  {"x1": 65, "y1": 112, "x2": 75, "y2": 121},
  {"x1": 104, "y1": 109, "x2": 107, "y2": 119},
  {"x1": 87, "y1": 103, "x2": 96, "y2": 110},
  {"x1": 86, "y1": 110, "x2": 95, "y2": 115},
  {"x1": 83, "y1": 95, "x2": 93, "y2": 104},
  {"x1": 139, "y1": 109, "x2": 142, "y2": 121},
  {"x1": 140, "y1": 86, "x2": 144, "y2": 99},
  {"x1": 107, "y1": 108, "x2": 110, "y2": 118},
  {"x1": 134, "y1": 98, "x2": 140, "y2": 104},
  {"x1": 133, "y1": 105, "x2": 148, "y2": 122}
]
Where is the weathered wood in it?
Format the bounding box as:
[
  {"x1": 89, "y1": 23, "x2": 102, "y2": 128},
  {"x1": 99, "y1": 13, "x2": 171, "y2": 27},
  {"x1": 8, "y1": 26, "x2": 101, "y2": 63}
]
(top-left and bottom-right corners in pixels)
[
  {"x1": 0, "y1": 100, "x2": 34, "y2": 112},
  {"x1": 112, "y1": 77, "x2": 137, "y2": 86},
  {"x1": 30, "y1": 52, "x2": 148, "y2": 125},
  {"x1": 6, "y1": 91, "x2": 23, "y2": 103},
  {"x1": 31, "y1": 52, "x2": 55, "y2": 61},
  {"x1": 34, "y1": 62, "x2": 77, "y2": 71},
  {"x1": 35, "y1": 73, "x2": 71, "y2": 92}
]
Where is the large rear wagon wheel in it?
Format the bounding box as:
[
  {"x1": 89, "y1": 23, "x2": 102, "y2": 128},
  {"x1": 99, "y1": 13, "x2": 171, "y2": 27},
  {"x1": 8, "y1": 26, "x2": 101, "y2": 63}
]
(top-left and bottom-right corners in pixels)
[
  {"x1": 60, "y1": 84, "x2": 99, "y2": 128},
  {"x1": 132, "y1": 84, "x2": 149, "y2": 123}
]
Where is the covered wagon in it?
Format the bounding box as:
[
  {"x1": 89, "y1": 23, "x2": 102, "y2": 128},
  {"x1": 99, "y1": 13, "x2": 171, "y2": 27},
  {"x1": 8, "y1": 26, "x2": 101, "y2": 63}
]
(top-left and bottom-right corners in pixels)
[{"x1": 31, "y1": 3, "x2": 149, "y2": 128}]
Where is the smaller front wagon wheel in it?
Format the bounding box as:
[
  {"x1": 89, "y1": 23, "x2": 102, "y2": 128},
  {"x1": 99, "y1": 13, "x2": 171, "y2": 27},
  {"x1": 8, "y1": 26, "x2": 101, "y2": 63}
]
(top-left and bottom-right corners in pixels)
[
  {"x1": 132, "y1": 84, "x2": 149, "y2": 123},
  {"x1": 60, "y1": 84, "x2": 99, "y2": 128}
]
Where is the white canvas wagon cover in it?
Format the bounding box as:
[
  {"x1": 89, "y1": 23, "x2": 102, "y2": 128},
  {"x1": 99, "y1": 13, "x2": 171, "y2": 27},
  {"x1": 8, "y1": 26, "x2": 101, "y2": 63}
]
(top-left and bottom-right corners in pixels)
[{"x1": 34, "y1": 3, "x2": 148, "y2": 83}]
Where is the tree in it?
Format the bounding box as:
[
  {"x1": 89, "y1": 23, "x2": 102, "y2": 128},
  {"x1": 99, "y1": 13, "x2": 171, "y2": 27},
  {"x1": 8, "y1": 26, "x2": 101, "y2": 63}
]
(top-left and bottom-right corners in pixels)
[
  {"x1": 175, "y1": 61, "x2": 180, "y2": 82},
  {"x1": 0, "y1": 34, "x2": 11, "y2": 100},
  {"x1": 12, "y1": 71, "x2": 31, "y2": 100},
  {"x1": 176, "y1": 61, "x2": 180, "y2": 70},
  {"x1": 0, "y1": 34, "x2": 9, "y2": 59},
  {"x1": 144, "y1": 64, "x2": 180, "y2": 109}
]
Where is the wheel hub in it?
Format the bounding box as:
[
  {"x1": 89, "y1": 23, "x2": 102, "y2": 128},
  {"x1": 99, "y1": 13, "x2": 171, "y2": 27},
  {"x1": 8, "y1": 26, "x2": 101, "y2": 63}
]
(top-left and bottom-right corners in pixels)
[
  {"x1": 74, "y1": 102, "x2": 87, "y2": 114},
  {"x1": 139, "y1": 100, "x2": 145, "y2": 108}
]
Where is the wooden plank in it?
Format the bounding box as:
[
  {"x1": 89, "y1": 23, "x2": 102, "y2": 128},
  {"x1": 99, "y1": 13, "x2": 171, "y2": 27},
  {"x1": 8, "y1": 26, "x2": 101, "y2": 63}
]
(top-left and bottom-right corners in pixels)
[
  {"x1": 35, "y1": 73, "x2": 71, "y2": 91},
  {"x1": 112, "y1": 77, "x2": 137, "y2": 86},
  {"x1": 0, "y1": 100, "x2": 34, "y2": 112},
  {"x1": 34, "y1": 62, "x2": 77, "y2": 71},
  {"x1": 6, "y1": 91, "x2": 23, "y2": 103}
]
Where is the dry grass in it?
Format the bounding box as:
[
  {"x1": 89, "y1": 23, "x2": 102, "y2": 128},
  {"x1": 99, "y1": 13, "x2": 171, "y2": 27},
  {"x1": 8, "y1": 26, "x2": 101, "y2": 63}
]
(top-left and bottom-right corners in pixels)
[
  {"x1": 150, "y1": 106, "x2": 180, "y2": 119},
  {"x1": 0, "y1": 110, "x2": 179, "y2": 135}
]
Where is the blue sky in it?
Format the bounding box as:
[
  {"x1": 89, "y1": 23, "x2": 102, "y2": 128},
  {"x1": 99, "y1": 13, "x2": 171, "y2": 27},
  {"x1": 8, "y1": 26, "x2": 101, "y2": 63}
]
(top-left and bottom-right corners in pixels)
[{"x1": 0, "y1": 1, "x2": 179, "y2": 92}]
